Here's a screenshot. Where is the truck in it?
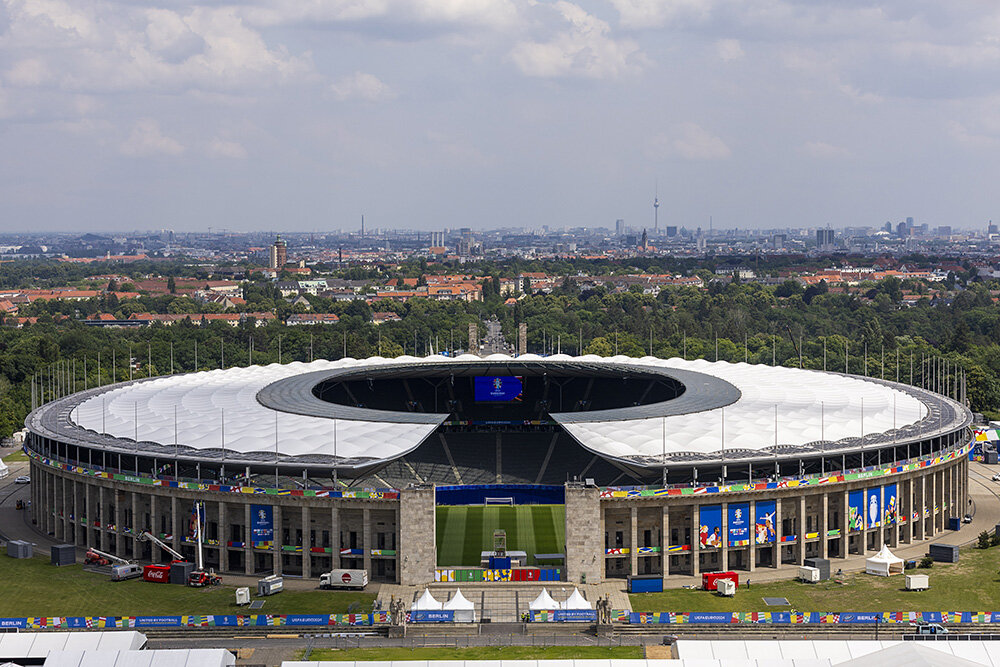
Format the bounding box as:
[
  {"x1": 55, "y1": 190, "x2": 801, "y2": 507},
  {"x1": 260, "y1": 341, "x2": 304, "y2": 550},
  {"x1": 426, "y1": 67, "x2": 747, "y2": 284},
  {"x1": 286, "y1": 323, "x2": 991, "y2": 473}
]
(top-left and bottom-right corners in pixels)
[
  {"x1": 320, "y1": 569, "x2": 368, "y2": 590},
  {"x1": 84, "y1": 548, "x2": 142, "y2": 582},
  {"x1": 188, "y1": 570, "x2": 222, "y2": 587}
]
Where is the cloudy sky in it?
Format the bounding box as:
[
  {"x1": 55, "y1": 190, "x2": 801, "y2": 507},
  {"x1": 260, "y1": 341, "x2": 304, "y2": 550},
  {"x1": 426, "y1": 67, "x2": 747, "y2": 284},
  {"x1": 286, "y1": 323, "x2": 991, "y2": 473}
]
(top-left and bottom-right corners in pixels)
[{"x1": 2, "y1": 0, "x2": 1000, "y2": 233}]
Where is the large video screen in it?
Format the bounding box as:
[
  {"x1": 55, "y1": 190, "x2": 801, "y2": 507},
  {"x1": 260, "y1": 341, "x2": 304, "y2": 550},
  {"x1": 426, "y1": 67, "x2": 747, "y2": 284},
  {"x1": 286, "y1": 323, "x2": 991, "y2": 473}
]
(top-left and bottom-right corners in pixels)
[{"x1": 474, "y1": 376, "x2": 523, "y2": 402}]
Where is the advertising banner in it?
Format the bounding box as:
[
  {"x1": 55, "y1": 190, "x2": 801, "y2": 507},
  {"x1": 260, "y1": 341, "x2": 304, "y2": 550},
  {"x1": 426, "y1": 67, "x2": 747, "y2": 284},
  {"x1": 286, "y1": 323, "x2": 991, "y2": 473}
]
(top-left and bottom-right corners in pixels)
[
  {"x1": 554, "y1": 610, "x2": 598, "y2": 622},
  {"x1": 866, "y1": 487, "x2": 882, "y2": 529},
  {"x1": 728, "y1": 503, "x2": 751, "y2": 547},
  {"x1": 848, "y1": 490, "x2": 865, "y2": 532},
  {"x1": 699, "y1": 505, "x2": 723, "y2": 548},
  {"x1": 135, "y1": 616, "x2": 183, "y2": 627},
  {"x1": 754, "y1": 500, "x2": 776, "y2": 544},
  {"x1": 250, "y1": 504, "x2": 273, "y2": 545},
  {"x1": 410, "y1": 610, "x2": 455, "y2": 623},
  {"x1": 884, "y1": 484, "x2": 898, "y2": 526}
]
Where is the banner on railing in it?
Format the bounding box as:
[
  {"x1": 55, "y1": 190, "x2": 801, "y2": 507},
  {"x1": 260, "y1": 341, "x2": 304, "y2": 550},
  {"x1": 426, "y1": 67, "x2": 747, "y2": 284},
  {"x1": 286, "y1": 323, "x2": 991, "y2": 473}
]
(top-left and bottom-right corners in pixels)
[{"x1": 0, "y1": 613, "x2": 390, "y2": 629}]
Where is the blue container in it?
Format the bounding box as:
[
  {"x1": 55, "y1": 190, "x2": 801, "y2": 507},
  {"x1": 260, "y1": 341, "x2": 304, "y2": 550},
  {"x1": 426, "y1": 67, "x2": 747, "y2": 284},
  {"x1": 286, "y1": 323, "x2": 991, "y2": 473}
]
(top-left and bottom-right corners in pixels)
[
  {"x1": 627, "y1": 575, "x2": 664, "y2": 593},
  {"x1": 948, "y1": 517, "x2": 961, "y2": 531}
]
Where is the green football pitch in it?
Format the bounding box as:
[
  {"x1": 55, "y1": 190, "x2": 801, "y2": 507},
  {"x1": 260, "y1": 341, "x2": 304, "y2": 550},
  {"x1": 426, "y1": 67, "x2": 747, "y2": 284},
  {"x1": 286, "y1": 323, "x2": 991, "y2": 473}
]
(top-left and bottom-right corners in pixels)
[{"x1": 436, "y1": 504, "x2": 565, "y2": 567}]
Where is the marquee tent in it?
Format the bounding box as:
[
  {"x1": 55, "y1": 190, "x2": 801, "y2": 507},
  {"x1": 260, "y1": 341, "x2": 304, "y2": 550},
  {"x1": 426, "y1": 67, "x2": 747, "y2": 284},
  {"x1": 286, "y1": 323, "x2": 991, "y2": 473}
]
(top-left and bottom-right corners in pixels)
[
  {"x1": 442, "y1": 588, "x2": 476, "y2": 623},
  {"x1": 528, "y1": 588, "x2": 560, "y2": 610},
  {"x1": 562, "y1": 588, "x2": 592, "y2": 610},
  {"x1": 410, "y1": 589, "x2": 442, "y2": 610},
  {"x1": 865, "y1": 545, "x2": 904, "y2": 576}
]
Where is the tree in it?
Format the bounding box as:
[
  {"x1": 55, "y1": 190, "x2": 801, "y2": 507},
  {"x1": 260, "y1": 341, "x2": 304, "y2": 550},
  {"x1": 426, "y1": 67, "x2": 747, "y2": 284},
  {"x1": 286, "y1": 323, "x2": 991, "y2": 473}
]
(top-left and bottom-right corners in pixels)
[{"x1": 167, "y1": 276, "x2": 176, "y2": 294}]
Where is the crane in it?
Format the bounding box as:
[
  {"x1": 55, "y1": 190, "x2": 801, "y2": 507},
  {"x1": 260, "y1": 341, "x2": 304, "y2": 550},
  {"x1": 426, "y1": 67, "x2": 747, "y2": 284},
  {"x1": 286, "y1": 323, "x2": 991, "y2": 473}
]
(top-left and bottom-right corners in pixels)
[
  {"x1": 137, "y1": 531, "x2": 185, "y2": 562},
  {"x1": 85, "y1": 547, "x2": 134, "y2": 567}
]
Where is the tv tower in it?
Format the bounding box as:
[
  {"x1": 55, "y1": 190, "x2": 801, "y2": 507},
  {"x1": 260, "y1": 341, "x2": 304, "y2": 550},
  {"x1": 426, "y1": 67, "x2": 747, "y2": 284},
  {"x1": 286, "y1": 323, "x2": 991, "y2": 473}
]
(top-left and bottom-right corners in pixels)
[{"x1": 653, "y1": 186, "x2": 660, "y2": 234}]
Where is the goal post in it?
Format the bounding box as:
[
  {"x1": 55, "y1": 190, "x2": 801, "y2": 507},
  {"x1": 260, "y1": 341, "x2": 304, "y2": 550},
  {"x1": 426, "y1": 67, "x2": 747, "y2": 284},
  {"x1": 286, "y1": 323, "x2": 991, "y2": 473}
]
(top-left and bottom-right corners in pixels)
[{"x1": 484, "y1": 497, "x2": 514, "y2": 506}]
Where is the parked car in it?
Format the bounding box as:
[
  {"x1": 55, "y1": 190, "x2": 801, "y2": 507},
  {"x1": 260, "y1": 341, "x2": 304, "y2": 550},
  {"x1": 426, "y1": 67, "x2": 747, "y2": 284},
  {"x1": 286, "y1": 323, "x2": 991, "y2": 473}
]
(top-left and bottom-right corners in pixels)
[
  {"x1": 963, "y1": 514, "x2": 973, "y2": 523},
  {"x1": 992, "y1": 473, "x2": 1000, "y2": 482},
  {"x1": 14, "y1": 476, "x2": 30, "y2": 484}
]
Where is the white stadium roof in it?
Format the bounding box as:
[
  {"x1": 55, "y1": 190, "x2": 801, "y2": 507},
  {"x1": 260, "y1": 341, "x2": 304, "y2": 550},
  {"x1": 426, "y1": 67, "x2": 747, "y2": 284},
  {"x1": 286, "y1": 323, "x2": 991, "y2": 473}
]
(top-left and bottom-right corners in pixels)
[{"x1": 50, "y1": 353, "x2": 960, "y2": 467}]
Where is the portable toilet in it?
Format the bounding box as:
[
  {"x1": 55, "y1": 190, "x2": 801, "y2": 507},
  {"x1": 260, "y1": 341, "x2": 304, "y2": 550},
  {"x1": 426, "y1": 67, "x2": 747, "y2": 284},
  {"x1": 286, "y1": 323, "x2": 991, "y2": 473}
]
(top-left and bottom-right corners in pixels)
[
  {"x1": 235, "y1": 587, "x2": 251, "y2": 605},
  {"x1": 906, "y1": 574, "x2": 929, "y2": 591},
  {"x1": 258, "y1": 574, "x2": 283, "y2": 596}
]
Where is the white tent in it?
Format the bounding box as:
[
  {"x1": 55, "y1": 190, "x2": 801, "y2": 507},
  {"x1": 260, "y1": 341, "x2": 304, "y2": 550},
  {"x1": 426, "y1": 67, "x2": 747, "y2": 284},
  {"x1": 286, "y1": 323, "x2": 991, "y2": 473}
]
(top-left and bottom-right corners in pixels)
[
  {"x1": 528, "y1": 588, "x2": 560, "y2": 610},
  {"x1": 442, "y1": 588, "x2": 476, "y2": 622},
  {"x1": 0, "y1": 459, "x2": 8, "y2": 479},
  {"x1": 410, "y1": 589, "x2": 442, "y2": 610},
  {"x1": 866, "y1": 545, "x2": 904, "y2": 576},
  {"x1": 561, "y1": 588, "x2": 592, "y2": 610}
]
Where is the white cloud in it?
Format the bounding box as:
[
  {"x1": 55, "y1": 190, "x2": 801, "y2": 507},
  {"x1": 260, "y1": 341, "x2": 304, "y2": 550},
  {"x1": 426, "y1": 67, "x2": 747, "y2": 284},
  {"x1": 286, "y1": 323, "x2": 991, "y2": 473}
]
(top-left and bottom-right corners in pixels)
[
  {"x1": 5, "y1": 59, "x2": 52, "y2": 86},
  {"x1": 715, "y1": 38, "x2": 744, "y2": 62},
  {"x1": 330, "y1": 72, "x2": 395, "y2": 102},
  {"x1": 672, "y1": 122, "x2": 731, "y2": 160},
  {"x1": 510, "y1": 1, "x2": 643, "y2": 79},
  {"x1": 242, "y1": 0, "x2": 521, "y2": 32},
  {"x1": 1, "y1": 1, "x2": 310, "y2": 94},
  {"x1": 801, "y1": 141, "x2": 851, "y2": 159},
  {"x1": 207, "y1": 138, "x2": 248, "y2": 159},
  {"x1": 609, "y1": 0, "x2": 714, "y2": 30},
  {"x1": 120, "y1": 119, "x2": 184, "y2": 156}
]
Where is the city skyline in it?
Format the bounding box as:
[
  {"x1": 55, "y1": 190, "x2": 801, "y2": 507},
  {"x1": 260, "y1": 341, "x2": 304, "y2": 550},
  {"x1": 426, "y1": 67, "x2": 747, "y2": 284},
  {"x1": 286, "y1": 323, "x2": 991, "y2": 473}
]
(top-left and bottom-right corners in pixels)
[{"x1": 3, "y1": 2, "x2": 1000, "y2": 232}]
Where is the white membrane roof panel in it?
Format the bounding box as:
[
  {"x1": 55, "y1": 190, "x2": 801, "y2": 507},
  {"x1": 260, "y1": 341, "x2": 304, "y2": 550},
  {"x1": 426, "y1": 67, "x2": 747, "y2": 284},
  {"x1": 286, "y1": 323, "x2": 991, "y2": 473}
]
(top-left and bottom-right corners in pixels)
[{"x1": 67, "y1": 354, "x2": 933, "y2": 463}]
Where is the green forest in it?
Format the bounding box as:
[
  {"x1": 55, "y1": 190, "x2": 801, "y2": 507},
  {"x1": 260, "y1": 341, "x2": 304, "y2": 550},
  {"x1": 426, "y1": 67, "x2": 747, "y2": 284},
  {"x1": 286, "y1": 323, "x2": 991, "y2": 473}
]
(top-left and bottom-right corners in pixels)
[{"x1": 2, "y1": 257, "x2": 999, "y2": 440}]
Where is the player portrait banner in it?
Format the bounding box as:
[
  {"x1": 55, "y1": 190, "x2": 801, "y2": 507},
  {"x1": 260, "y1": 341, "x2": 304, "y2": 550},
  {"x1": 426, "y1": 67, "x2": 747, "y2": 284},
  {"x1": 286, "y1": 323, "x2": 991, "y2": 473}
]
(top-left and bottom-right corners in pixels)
[
  {"x1": 728, "y1": 503, "x2": 751, "y2": 547},
  {"x1": 866, "y1": 487, "x2": 882, "y2": 529},
  {"x1": 884, "y1": 484, "x2": 898, "y2": 526},
  {"x1": 754, "y1": 500, "x2": 776, "y2": 544},
  {"x1": 250, "y1": 504, "x2": 273, "y2": 546},
  {"x1": 848, "y1": 490, "x2": 865, "y2": 532},
  {"x1": 699, "y1": 505, "x2": 723, "y2": 549}
]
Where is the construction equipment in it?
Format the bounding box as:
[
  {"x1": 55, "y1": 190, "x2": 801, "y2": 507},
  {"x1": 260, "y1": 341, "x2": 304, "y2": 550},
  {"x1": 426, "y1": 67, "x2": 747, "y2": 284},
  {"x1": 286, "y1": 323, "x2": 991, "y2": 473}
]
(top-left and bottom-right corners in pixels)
[
  {"x1": 136, "y1": 531, "x2": 187, "y2": 583},
  {"x1": 85, "y1": 548, "x2": 133, "y2": 567},
  {"x1": 188, "y1": 569, "x2": 222, "y2": 587}
]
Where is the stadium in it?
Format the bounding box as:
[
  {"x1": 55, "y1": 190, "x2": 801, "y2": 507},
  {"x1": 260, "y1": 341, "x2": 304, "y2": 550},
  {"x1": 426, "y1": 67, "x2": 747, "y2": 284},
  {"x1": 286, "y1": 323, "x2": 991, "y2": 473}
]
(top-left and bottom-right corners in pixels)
[{"x1": 25, "y1": 354, "x2": 973, "y2": 585}]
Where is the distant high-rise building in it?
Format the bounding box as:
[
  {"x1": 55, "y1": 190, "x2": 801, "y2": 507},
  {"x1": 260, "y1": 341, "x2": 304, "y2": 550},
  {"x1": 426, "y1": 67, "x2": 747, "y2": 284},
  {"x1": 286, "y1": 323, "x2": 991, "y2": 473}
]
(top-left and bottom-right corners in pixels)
[
  {"x1": 883, "y1": 221, "x2": 892, "y2": 233},
  {"x1": 988, "y1": 221, "x2": 998, "y2": 235},
  {"x1": 457, "y1": 228, "x2": 474, "y2": 256},
  {"x1": 816, "y1": 228, "x2": 835, "y2": 250},
  {"x1": 615, "y1": 219, "x2": 626, "y2": 236},
  {"x1": 896, "y1": 221, "x2": 908, "y2": 237},
  {"x1": 772, "y1": 233, "x2": 787, "y2": 248},
  {"x1": 666, "y1": 226, "x2": 678, "y2": 238},
  {"x1": 653, "y1": 194, "x2": 659, "y2": 233},
  {"x1": 937, "y1": 226, "x2": 952, "y2": 237},
  {"x1": 269, "y1": 235, "x2": 287, "y2": 269}
]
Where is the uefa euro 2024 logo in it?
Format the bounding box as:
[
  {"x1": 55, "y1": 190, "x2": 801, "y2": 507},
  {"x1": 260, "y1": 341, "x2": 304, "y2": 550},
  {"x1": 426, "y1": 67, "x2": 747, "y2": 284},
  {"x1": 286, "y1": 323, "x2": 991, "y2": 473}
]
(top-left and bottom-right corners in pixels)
[
  {"x1": 493, "y1": 377, "x2": 503, "y2": 391},
  {"x1": 734, "y1": 508, "x2": 742, "y2": 521}
]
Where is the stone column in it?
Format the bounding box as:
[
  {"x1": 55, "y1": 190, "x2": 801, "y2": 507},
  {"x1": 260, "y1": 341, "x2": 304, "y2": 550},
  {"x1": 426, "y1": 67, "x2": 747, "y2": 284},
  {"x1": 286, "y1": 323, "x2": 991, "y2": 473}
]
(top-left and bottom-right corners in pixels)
[
  {"x1": 273, "y1": 504, "x2": 283, "y2": 575},
  {"x1": 331, "y1": 504, "x2": 341, "y2": 570},
  {"x1": 171, "y1": 495, "x2": 180, "y2": 555},
  {"x1": 150, "y1": 494, "x2": 160, "y2": 562},
  {"x1": 691, "y1": 507, "x2": 700, "y2": 576},
  {"x1": 72, "y1": 479, "x2": 80, "y2": 545},
  {"x1": 748, "y1": 500, "x2": 756, "y2": 572},
  {"x1": 219, "y1": 501, "x2": 229, "y2": 573},
  {"x1": 720, "y1": 502, "x2": 728, "y2": 571},
  {"x1": 797, "y1": 495, "x2": 806, "y2": 565},
  {"x1": 84, "y1": 484, "x2": 93, "y2": 549},
  {"x1": 394, "y1": 503, "x2": 401, "y2": 584},
  {"x1": 873, "y1": 487, "x2": 884, "y2": 552},
  {"x1": 929, "y1": 472, "x2": 937, "y2": 536},
  {"x1": 400, "y1": 487, "x2": 437, "y2": 585},
  {"x1": 99, "y1": 486, "x2": 108, "y2": 551},
  {"x1": 244, "y1": 503, "x2": 253, "y2": 575},
  {"x1": 820, "y1": 493, "x2": 828, "y2": 559},
  {"x1": 629, "y1": 506, "x2": 638, "y2": 576},
  {"x1": 301, "y1": 505, "x2": 311, "y2": 578},
  {"x1": 362, "y1": 507, "x2": 372, "y2": 577},
  {"x1": 113, "y1": 489, "x2": 123, "y2": 556},
  {"x1": 661, "y1": 504, "x2": 669, "y2": 576},
  {"x1": 774, "y1": 499, "x2": 783, "y2": 568},
  {"x1": 131, "y1": 491, "x2": 140, "y2": 559}
]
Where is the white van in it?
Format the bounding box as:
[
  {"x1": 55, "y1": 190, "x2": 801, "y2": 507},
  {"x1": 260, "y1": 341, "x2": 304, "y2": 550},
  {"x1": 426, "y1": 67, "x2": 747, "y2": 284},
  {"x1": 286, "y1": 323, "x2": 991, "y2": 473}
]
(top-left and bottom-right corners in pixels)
[{"x1": 111, "y1": 563, "x2": 143, "y2": 581}]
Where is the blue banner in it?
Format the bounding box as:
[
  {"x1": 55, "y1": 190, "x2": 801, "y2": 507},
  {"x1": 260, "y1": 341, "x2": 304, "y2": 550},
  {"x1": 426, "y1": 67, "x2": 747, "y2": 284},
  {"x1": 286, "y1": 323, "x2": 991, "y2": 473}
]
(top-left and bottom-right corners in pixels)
[
  {"x1": 688, "y1": 612, "x2": 735, "y2": 624},
  {"x1": 135, "y1": 616, "x2": 183, "y2": 627},
  {"x1": 840, "y1": 612, "x2": 882, "y2": 624},
  {"x1": 884, "y1": 484, "x2": 898, "y2": 526},
  {"x1": 848, "y1": 490, "x2": 865, "y2": 532},
  {"x1": 251, "y1": 504, "x2": 273, "y2": 545},
  {"x1": 411, "y1": 610, "x2": 455, "y2": 622},
  {"x1": 866, "y1": 487, "x2": 882, "y2": 529},
  {"x1": 754, "y1": 500, "x2": 776, "y2": 544},
  {"x1": 554, "y1": 610, "x2": 597, "y2": 622},
  {"x1": 699, "y1": 505, "x2": 723, "y2": 548},
  {"x1": 0, "y1": 618, "x2": 26, "y2": 628},
  {"x1": 474, "y1": 376, "x2": 523, "y2": 402},
  {"x1": 213, "y1": 616, "x2": 239, "y2": 626},
  {"x1": 728, "y1": 503, "x2": 750, "y2": 546},
  {"x1": 285, "y1": 615, "x2": 331, "y2": 626}
]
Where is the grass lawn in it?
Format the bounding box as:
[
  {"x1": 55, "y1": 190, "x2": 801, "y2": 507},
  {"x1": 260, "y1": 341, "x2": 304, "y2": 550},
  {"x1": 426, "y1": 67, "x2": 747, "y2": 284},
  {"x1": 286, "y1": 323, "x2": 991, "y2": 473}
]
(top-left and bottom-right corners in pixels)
[
  {"x1": 3, "y1": 450, "x2": 29, "y2": 463},
  {"x1": 0, "y1": 556, "x2": 374, "y2": 616},
  {"x1": 302, "y1": 647, "x2": 644, "y2": 661},
  {"x1": 630, "y1": 544, "x2": 1000, "y2": 612},
  {"x1": 436, "y1": 505, "x2": 565, "y2": 567}
]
